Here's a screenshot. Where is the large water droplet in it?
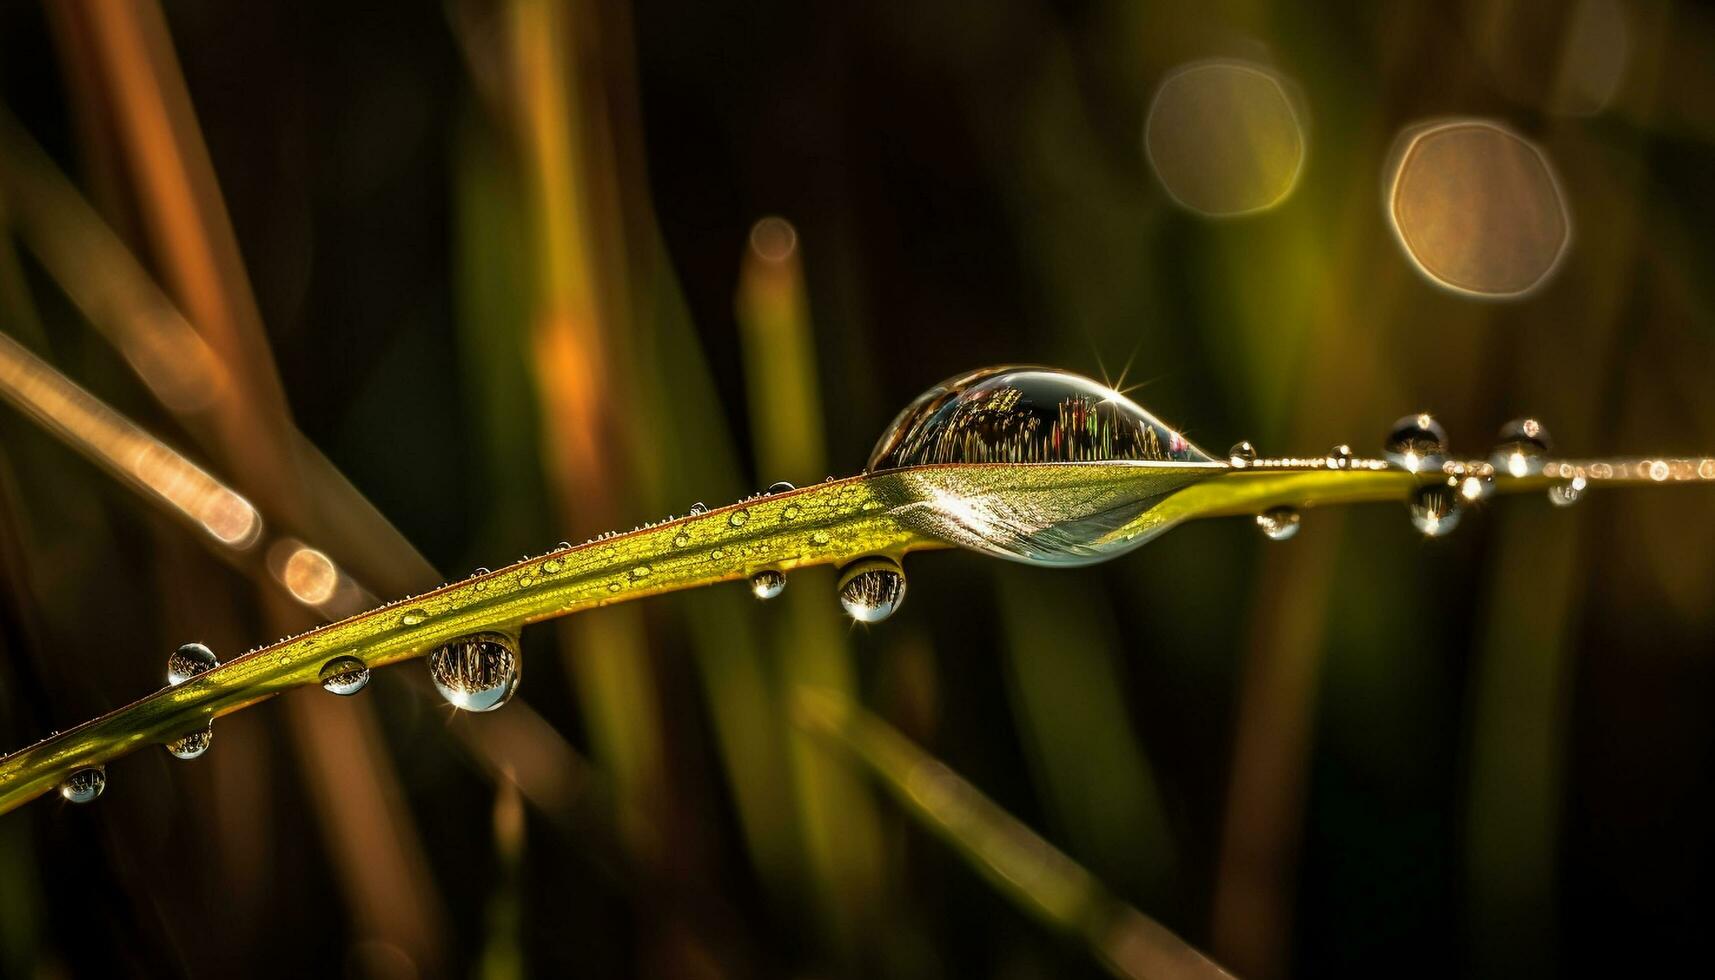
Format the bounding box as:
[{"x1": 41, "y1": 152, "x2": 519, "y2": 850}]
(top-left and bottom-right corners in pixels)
[
  {"x1": 167, "y1": 643, "x2": 218, "y2": 686},
  {"x1": 1409, "y1": 484, "x2": 1463, "y2": 537},
  {"x1": 1228, "y1": 441, "x2": 1259, "y2": 467},
  {"x1": 1548, "y1": 475, "x2": 1587, "y2": 507},
  {"x1": 1256, "y1": 507, "x2": 1301, "y2": 541},
  {"x1": 1490, "y1": 418, "x2": 1552, "y2": 478},
  {"x1": 865, "y1": 367, "x2": 1220, "y2": 566},
  {"x1": 750, "y1": 569, "x2": 786, "y2": 600},
  {"x1": 427, "y1": 633, "x2": 520, "y2": 712},
  {"x1": 59, "y1": 766, "x2": 105, "y2": 804},
  {"x1": 319, "y1": 656, "x2": 371, "y2": 696},
  {"x1": 1384, "y1": 413, "x2": 1448, "y2": 473},
  {"x1": 166, "y1": 725, "x2": 212, "y2": 760},
  {"x1": 838, "y1": 557, "x2": 906, "y2": 623}
]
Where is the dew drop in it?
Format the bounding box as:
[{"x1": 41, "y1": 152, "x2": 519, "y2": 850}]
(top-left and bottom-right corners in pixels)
[
  {"x1": 1255, "y1": 506, "x2": 1301, "y2": 541},
  {"x1": 542, "y1": 558, "x2": 563, "y2": 574},
  {"x1": 1490, "y1": 418, "x2": 1552, "y2": 477},
  {"x1": 1548, "y1": 475, "x2": 1587, "y2": 507},
  {"x1": 1459, "y1": 472, "x2": 1496, "y2": 502},
  {"x1": 689, "y1": 502, "x2": 708, "y2": 515},
  {"x1": 400, "y1": 609, "x2": 428, "y2": 626},
  {"x1": 319, "y1": 656, "x2": 371, "y2": 696},
  {"x1": 1327, "y1": 445, "x2": 1355, "y2": 469},
  {"x1": 1228, "y1": 441, "x2": 1259, "y2": 467},
  {"x1": 427, "y1": 633, "x2": 520, "y2": 712},
  {"x1": 673, "y1": 531, "x2": 692, "y2": 547},
  {"x1": 607, "y1": 582, "x2": 622, "y2": 593},
  {"x1": 167, "y1": 643, "x2": 218, "y2": 686},
  {"x1": 1409, "y1": 484, "x2": 1463, "y2": 537},
  {"x1": 782, "y1": 503, "x2": 802, "y2": 521},
  {"x1": 750, "y1": 569, "x2": 787, "y2": 600},
  {"x1": 1384, "y1": 413, "x2": 1448, "y2": 473},
  {"x1": 838, "y1": 557, "x2": 907, "y2": 623},
  {"x1": 767, "y1": 481, "x2": 796, "y2": 495},
  {"x1": 729, "y1": 509, "x2": 750, "y2": 528},
  {"x1": 810, "y1": 530, "x2": 831, "y2": 547},
  {"x1": 631, "y1": 565, "x2": 652, "y2": 579},
  {"x1": 59, "y1": 766, "x2": 105, "y2": 804},
  {"x1": 166, "y1": 724, "x2": 212, "y2": 760}
]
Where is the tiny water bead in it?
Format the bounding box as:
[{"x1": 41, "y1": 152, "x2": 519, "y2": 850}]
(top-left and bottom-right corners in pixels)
[
  {"x1": 1384, "y1": 414, "x2": 1448, "y2": 473},
  {"x1": 689, "y1": 502, "x2": 708, "y2": 516},
  {"x1": 837, "y1": 557, "x2": 907, "y2": 623},
  {"x1": 782, "y1": 503, "x2": 802, "y2": 520},
  {"x1": 1327, "y1": 444, "x2": 1356, "y2": 468},
  {"x1": 1409, "y1": 484, "x2": 1462, "y2": 537},
  {"x1": 1548, "y1": 476, "x2": 1587, "y2": 507},
  {"x1": 1256, "y1": 507, "x2": 1301, "y2": 541},
  {"x1": 59, "y1": 766, "x2": 105, "y2": 804},
  {"x1": 166, "y1": 725, "x2": 212, "y2": 760},
  {"x1": 1459, "y1": 471, "x2": 1497, "y2": 502},
  {"x1": 167, "y1": 642, "x2": 218, "y2": 686},
  {"x1": 1491, "y1": 418, "x2": 1552, "y2": 477},
  {"x1": 319, "y1": 656, "x2": 371, "y2": 696},
  {"x1": 728, "y1": 509, "x2": 749, "y2": 528},
  {"x1": 1228, "y1": 441, "x2": 1258, "y2": 467},
  {"x1": 750, "y1": 569, "x2": 787, "y2": 600},
  {"x1": 400, "y1": 608, "x2": 428, "y2": 626},
  {"x1": 427, "y1": 633, "x2": 520, "y2": 712},
  {"x1": 767, "y1": 481, "x2": 796, "y2": 495}
]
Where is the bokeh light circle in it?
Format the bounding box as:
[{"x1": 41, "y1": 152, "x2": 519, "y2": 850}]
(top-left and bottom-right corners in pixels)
[
  {"x1": 1385, "y1": 119, "x2": 1570, "y2": 298},
  {"x1": 1144, "y1": 60, "x2": 1306, "y2": 217}
]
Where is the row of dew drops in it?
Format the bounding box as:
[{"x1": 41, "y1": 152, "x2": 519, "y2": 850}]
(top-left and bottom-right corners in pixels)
[
  {"x1": 57, "y1": 480, "x2": 907, "y2": 804},
  {"x1": 1236, "y1": 413, "x2": 1565, "y2": 545}
]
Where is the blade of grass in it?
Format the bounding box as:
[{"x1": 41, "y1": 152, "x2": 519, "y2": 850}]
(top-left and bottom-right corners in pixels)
[{"x1": 792, "y1": 687, "x2": 1234, "y2": 980}]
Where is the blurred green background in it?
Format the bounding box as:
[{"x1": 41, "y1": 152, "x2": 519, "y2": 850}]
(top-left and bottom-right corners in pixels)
[{"x1": 2, "y1": 0, "x2": 1713, "y2": 977}]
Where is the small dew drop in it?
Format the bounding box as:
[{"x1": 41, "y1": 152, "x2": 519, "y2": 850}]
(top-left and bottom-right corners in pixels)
[
  {"x1": 319, "y1": 656, "x2": 371, "y2": 696},
  {"x1": 729, "y1": 509, "x2": 750, "y2": 528},
  {"x1": 810, "y1": 530, "x2": 831, "y2": 547},
  {"x1": 782, "y1": 503, "x2": 802, "y2": 521},
  {"x1": 838, "y1": 557, "x2": 907, "y2": 623},
  {"x1": 750, "y1": 569, "x2": 787, "y2": 600},
  {"x1": 673, "y1": 531, "x2": 692, "y2": 547},
  {"x1": 400, "y1": 609, "x2": 428, "y2": 627},
  {"x1": 1409, "y1": 484, "x2": 1463, "y2": 537},
  {"x1": 1228, "y1": 441, "x2": 1259, "y2": 467},
  {"x1": 767, "y1": 481, "x2": 796, "y2": 495},
  {"x1": 689, "y1": 502, "x2": 708, "y2": 515},
  {"x1": 1384, "y1": 413, "x2": 1449, "y2": 473},
  {"x1": 542, "y1": 558, "x2": 563, "y2": 574},
  {"x1": 1327, "y1": 445, "x2": 1356, "y2": 469},
  {"x1": 59, "y1": 766, "x2": 105, "y2": 804},
  {"x1": 166, "y1": 724, "x2": 212, "y2": 760},
  {"x1": 1548, "y1": 476, "x2": 1587, "y2": 507},
  {"x1": 427, "y1": 633, "x2": 520, "y2": 712},
  {"x1": 167, "y1": 643, "x2": 219, "y2": 686},
  {"x1": 1255, "y1": 507, "x2": 1301, "y2": 541},
  {"x1": 1460, "y1": 472, "x2": 1496, "y2": 502},
  {"x1": 631, "y1": 565, "x2": 652, "y2": 579},
  {"x1": 1490, "y1": 418, "x2": 1552, "y2": 478},
  {"x1": 607, "y1": 582, "x2": 622, "y2": 593}
]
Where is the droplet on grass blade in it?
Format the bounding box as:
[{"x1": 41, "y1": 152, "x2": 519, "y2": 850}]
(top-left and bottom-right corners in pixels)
[
  {"x1": 165, "y1": 724, "x2": 212, "y2": 760},
  {"x1": 751, "y1": 569, "x2": 786, "y2": 600},
  {"x1": 427, "y1": 634, "x2": 520, "y2": 712},
  {"x1": 59, "y1": 767, "x2": 105, "y2": 804},
  {"x1": 167, "y1": 643, "x2": 218, "y2": 686},
  {"x1": 838, "y1": 558, "x2": 906, "y2": 623},
  {"x1": 319, "y1": 656, "x2": 371, "y2": 696},
  {"x1": 1410, "y1": 484, "x2": 1463, "y2": 537},
  {"x1": 1491, "y1": 418, "x2": 1553, "y2": 477},
  {"x1": 1256, "y1": 507, "x2": 1301, "y2": 541},
  {"x1": 1384, "y1": 413, "x2": 1448, "y2": 473}
]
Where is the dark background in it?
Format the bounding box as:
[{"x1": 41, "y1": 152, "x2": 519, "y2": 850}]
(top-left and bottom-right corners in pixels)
[{"x1": 2, "y1": 0, "x2": 1713, "y2": 977}]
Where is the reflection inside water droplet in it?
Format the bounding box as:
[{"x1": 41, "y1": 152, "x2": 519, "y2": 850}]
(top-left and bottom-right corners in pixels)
[
  {"x1": 167, "y1": 643, "x2": 218, "y2": 686},
  {"x1": 750, "y1": 569, "x2": 786, "y2": 600},
  {"x1": 689, "y1": 502, "x2": 708, "y2": 515},
  {"x1": 1490, "y1": 418, "x2": 1552, "y2": 477},
  {"x1": 1228, "y1": 441, "x2": 1258, "y2": 467},
  {"x1": 838, "y1": 557, "x2": 906, "y2": 623},
  {"x1": 1384, "y1": 413, "x2": 1448, "y2": 473},
  {"x1": 427, "y1": 633, "x2": 520, "y2": 712},
  {"x1": 865, "y1": 367, "x2": 1220, "y2": 567},
  {"x1": 59, "y1": 766, "x2": 105, "y2": 804},
  {"x1": 166, "y1": 724, "x2": 212, "y2": 760},
  {"x1": 1327, "y1": 445, "x2": 1355, "y2": 468},
  {"x1": 319, "y1": 656, "x2": 371, "y2": 696},
  {"x1": 1256, "y1": 507, "x2": 1301, "y2": 541},
  {"x1": 1548, "y1": 476, "x2": 1586, "y2": 507},
  {"x1": 1410, "y1": 484, "x2": 1463, "y2": 537}
]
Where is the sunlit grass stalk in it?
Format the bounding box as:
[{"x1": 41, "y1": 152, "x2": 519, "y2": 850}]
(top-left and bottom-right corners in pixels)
[{"x1": 791, "y1": 688, "x2": 1234, "y2": 980}]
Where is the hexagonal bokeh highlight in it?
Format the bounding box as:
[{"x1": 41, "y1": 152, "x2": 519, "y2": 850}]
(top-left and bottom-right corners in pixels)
[
  {"x1": 1385, "y1": 119, "x2": 1570, "y2": 298},
  {"x1": 1144, "y1": 60, "x2": 1306, "y2": 217}
]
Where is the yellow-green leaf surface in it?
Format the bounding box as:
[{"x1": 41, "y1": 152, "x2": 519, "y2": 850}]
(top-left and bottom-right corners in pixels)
[{"x1": 2, "y1": 455, "x2": 1708, "y2": 813}]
